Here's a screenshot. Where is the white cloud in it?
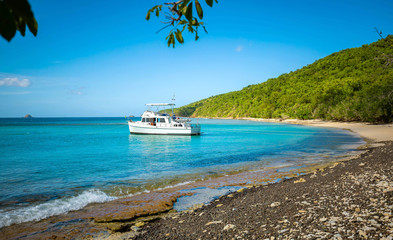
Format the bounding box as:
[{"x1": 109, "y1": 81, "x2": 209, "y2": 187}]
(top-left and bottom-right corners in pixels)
[
  {"x1": 0, "y1": 78, "x2": 31, "y2": 87},
  {"x1": 235, "y1": 45, "x2": 244, "y2": 52}
]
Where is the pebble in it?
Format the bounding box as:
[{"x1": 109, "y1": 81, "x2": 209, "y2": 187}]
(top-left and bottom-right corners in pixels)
[
  {"x1": 223, "y1": 224, "x2": 236, "y2": 231},
  {"x1": 135, "y1": 222, "x2": 145, "y2": 227},
  {"x1": 205, "y1": 220, "x2": 223, "y2": 226},
  {"x1": 334, "y1": 234, "x2": 343, "y2": 240},
  {"x1": 294, "y1": 178, "x2": 306, "y2": 183},
  {"x1": 358, "y1": 230, "x2": 368, "y2": 239}
]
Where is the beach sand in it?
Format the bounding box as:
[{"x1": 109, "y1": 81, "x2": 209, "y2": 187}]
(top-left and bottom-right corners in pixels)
[
  {"x1": 240, "y1": 118, "x2": 393, "y2": 143},
  {"x1": 1, "y1": 120, "x2": 392, "y2": 239}
]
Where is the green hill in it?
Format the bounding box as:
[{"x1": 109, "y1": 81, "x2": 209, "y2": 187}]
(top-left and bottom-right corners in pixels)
[{"x1": 176, "y1": 36, "x2": 393, "y2": 123}]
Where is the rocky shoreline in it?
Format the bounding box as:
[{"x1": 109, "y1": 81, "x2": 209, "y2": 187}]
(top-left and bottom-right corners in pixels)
[
  {"x1": 1, "y1": 121, "x2": 392, "y2": 239},
  {"x1": 130, "y1": 141, "x2": 393, "y2": 240}
]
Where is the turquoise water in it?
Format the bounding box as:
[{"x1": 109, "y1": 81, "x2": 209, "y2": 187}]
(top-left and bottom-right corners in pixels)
[{"x1": 0, "y1": 117, "x2": 364, "y2": 227}]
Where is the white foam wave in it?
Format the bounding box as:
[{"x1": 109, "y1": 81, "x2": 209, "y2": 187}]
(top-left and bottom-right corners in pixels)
[{"x1": 0, "y1": 189, "x2": 117, "y2": 228}]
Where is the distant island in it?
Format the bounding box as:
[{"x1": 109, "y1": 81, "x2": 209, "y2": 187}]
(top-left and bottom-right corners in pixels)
[
  {"x1": 24, "y1": 114, "x2": 33, "y2": 118},
  {"x1": 174, "y1": 36, "x2": 393, "y2": 123}
]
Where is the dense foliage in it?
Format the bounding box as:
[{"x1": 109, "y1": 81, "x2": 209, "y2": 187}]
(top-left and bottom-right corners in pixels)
[
  {"x1": 176, "y1": 36, "x2": 393, "y2": 123},
  {"x1": 146, "y1": 0, "x2": 218, "y2": 47},
  {"x1": 0, "y1": 0, "x2": 38, "y2": 42}
]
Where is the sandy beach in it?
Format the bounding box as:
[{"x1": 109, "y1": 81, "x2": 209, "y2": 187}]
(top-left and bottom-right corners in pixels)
[
  {"x1": 1, "y1": 120, "x2": 392, "y2": 239},
  {"x1": 239, "y1": 118, "x2": 393, "y2": 143}
]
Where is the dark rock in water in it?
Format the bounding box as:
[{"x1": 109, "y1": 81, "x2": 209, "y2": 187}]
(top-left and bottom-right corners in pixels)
[{"x1": 24, "y1": 114, "x2": 33, "y2": 118}]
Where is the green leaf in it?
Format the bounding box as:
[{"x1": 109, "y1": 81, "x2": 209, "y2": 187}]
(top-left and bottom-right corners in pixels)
[
  {"x1": 185, "y1": 2, "x2": 193, "y2": 21},
  {"x1": 146, "y1": 10, "x2": 151, "y2": 20},
  {"x1": 167, "y1": 33, "x2": 172, "y2": 47},
  {"x1": 205, "y1": 0, "x2": 213, "y2": 7},
  {"x1": 0, "y1": 1, "x2": 17, "y2": 41},
  {"x1": 180, "y1": 0, "x2": 191, "y2": 10},
  {"x1": 146, "y1": 5, "x2": 161, "y2": 20},
  {"x1": 175, "y1": 29, "x2": 184, "y2": 44},
  {"x1": 202, "y1": 25, "x2": 208, "y2": 34},
  {"x1": 188, "y1": 25, "x2": 194, "y2": 33},
  {"x1": 26, "y1": 16, "x2": 37, "y2": 36},
  {"x1": 167, "y1": 32, "x2": 175, "y2": 48},
  {"x1": 195, "y1": 0, "x2": 203, "y2": 19},
  {"x1": 171, "y1": 33, "x2": 175, "y2": 48},
  {"x1": 15, "y1": 16, "x2": 26, "y2": 36},
  {"x1": 195, "y1": 33, "x2": 199, "y2": 41}
]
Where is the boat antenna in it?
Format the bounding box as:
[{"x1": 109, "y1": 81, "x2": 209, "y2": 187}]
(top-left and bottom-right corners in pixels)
[{"x1": 171, "y1": 93, "x2": 175, "y2": 116}]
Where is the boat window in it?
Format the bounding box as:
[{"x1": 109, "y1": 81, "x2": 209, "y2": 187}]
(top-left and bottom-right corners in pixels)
[
  {"x1": 158, "y1": 118, "x2": 166, "y2": 123},
  {"x1": 142, "y1": 118, "x2": 146, "y2": 122}
]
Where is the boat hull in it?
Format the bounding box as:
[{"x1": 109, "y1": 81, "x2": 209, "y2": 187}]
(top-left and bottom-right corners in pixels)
[{"x1": 128, "y1": 122, "x2": 201, "y2": 135}]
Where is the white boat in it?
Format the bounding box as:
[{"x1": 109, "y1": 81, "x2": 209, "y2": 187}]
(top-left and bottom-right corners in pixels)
[{"x1": 128, "y1": 103, "x2": 201, "y2": 135}]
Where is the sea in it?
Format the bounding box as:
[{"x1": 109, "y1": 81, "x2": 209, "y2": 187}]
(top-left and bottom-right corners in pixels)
[{"x1": 0, "y1": 117, "x2": 364, "y2": 228}]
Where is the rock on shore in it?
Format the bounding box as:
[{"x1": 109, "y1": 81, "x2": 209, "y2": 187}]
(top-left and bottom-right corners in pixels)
[{"x1": 133, "y1": 142, "x2": 393, "y2": 239}]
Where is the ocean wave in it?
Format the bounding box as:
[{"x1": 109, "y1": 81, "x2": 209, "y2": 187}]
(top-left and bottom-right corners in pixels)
[{"x1": 0, "y1": 189, "x2": 117, "y2": 228}]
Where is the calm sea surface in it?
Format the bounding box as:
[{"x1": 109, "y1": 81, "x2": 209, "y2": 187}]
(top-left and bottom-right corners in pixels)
[{"x1": 0, "y1": 117, "x2": 364, "y2": 227}]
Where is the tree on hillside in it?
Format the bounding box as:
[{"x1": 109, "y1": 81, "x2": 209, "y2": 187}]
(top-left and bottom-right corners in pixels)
[
  {"x1": 146, "y1": 0, "x2": 218, "y2": 47},
  {"x1": 0, "y1": 0, "x2": 38, "y2": 42}
]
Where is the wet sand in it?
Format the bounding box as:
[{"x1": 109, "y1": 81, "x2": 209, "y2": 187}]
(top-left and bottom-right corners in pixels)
[{"x1": 0, "y1": 120, "x2": 392, "y2": 239}]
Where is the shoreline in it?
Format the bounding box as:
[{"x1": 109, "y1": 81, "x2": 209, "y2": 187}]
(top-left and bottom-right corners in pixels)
[
  {"x1": 224, "y1": 117, "x2": 393, "y2": 143},
  {"x1": 1, "y1": 119, "x2": 392, "y2": 239},
  {"x1": 135, "y1": 140, "x2": 393, "y2": 239}
]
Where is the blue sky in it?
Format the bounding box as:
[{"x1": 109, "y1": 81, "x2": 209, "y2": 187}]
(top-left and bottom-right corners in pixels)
[{"x1": 1, "y1": 0, "x2": 392, "y2": 117}]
